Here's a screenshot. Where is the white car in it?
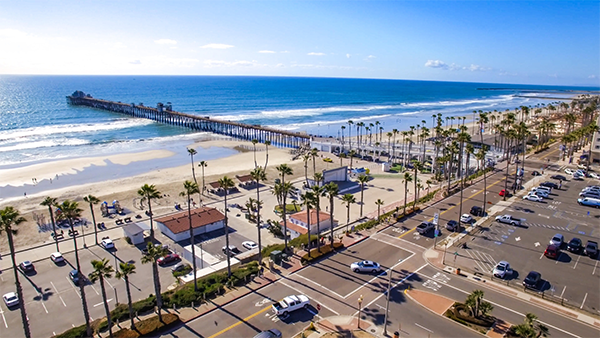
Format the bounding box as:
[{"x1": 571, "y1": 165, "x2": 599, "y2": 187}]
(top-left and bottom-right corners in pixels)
[
  {"x1": 523, "y1": 194, "x2": 543, "y2": 202},
  {"x1": 242, "y1": 241, "x2": 258, "y2": 250},
  {"x1": 272, "y1": 295, "x2": 310, "y2": 316},
  {"x1": 565, "y1": 168, "x2": 575, "y2": 175},
  {"x1": 50, "y1": 252, "x2": 64, "y2": 263},
  {"x1": 589, "y1": 173, "x2": 600, "y2": 179},
  {"x1": 350, "y1": 260, "x2": 381, "y2": 273},
  {"x1": 493, "y1": 261, "x2": 512, "y2": 279},
  {"x1": 529, "y1": 188, "x2": 548, "y2": 198},
  {"x1": 3, "y1": 292, "x2": 19, "y2": 307},
  {"x1": 460, "y1": 214, "x2": 473, "y2": 223},
  {"x1": 101, "y1": 238, "x2": 115, "y2": 249},
  {"x1": 550, "y1": 233, "x2": 564, "y2": 246}
]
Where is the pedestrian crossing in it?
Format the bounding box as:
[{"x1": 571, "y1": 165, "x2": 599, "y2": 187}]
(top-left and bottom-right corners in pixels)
[
  {"x1": 464, "y1": 249, "x2": 497, "y2": 274},
  {"x1": 522, "y1": 222, "x2": 569, "y2": 231}
]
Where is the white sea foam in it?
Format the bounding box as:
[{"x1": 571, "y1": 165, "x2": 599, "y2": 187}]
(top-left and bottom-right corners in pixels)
[
  {"x1": 270, "y1": 114, "x2": 393, "y2": 131},
  {"x1": 211, "y1": 105, "x2": 399, "y2": 121},
  {"x1": 401, "y1": 95, "x2": 514, "y2": 108},
  {"x1": 0, "y1": 118, "x2": 155, "y2": 141},
  {"x1": 0, "y1": 138, "x2": 90, "y2": 152}
]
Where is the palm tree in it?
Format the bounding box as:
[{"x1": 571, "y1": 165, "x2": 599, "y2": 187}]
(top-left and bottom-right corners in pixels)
[
  {"x1": 375, "y1": 199, "x2": 384, "y2": 224},
  {"x1": 263, "y1": 140, "x2": 272, "y2": 169},
  {"x1": 347, "y1": 120, "x2": 354, "y2": 151},
  {"x1": 250, "y1": 167, "x2": 267, "y2": 264},
  {"x1": 311, "y1": 148, "x2": 319, "y2": 175},
  {"x1": 456, "y1": 130, "x2": 471, "y2": 221},
  {"x1": 115, "y1": 262, "x2": 136, "y2": 330},
  {"x1": 300, "y1": 191, "x2": 315, "y2": 252},
  {"x1": 357, "y1": 174, "x2": 369, "y2": 218},
  {"x1": 40, "y1": 196, "x2": 59, "y2": 251},
  {"x1": 188, "y1": 148, "x2": 202, "y2": 204},
  {"x1": 412, "y1": 160, "x2": 423, "y2": 208},
  {"x1": 349, "y1": 150, "x2": 356, "y2": 169},
  {"x1": 141, "y1": 242, "x2": 169, "y2": 322},
  {"x1": 324, "y1": 182, "x2": 339, "y2": 249},
  {"x1": 311, "y1": 180, "x2": 326, "y2": 252},
  {"x1": 0, "y1": 207, "x2": 31, "y2": 338},
  {"x1": 402, "y1": 172, "x2": 413, "y2": 215},
  {"x1": 251, "y1": 139, "x2": 259, "y2": 168},
  {"x1": 137, "y1": 184, "x2": 162, "y2": 241},
  {"x1": 179, "y1": 181, "x2": 200, "y2": 290},
  {"x1": 276, "y1": 164, "x2": 293, "y2": 252},
  {"x1": 341, "y1": 193, "x2": 356, "y2": 230},
  {"x1": 218, "y1": 176, "x2": 235, "y2": 276},
  {"x1": 56, "y1": 200, "x2": 91, "y2": 337},
  {"x1": 88, "y1": 258, "x2": 115, "y2": 338},
  {"x1": 83, "y1": 195, "x2": 100, "y2": 245},
  {"x1": 476, "y1": 146, "x2": 489, "y2": 216},
  {"x1": 303, "y1": 154, "x2": 311, "y2": 187},
  {"x1": 198, "y1": 161, "x2": 208, "y2": 196}
]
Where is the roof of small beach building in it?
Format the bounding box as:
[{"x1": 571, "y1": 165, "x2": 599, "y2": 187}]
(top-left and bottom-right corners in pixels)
[
  {"x1": 290, "y1": 210, "x2": 336, "y2": 226},
  {"x1": 155, "y1": 207, "x2": 225, "y2": 234},
  {"x1": 236, "y1": 174, "x2": 254, "y2": 183},
  {"x1": 208, "y1": 181, "x2": 221, "y2": 189}
]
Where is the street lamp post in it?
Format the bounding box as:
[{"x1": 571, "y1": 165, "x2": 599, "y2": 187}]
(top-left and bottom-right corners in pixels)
[
  {"x1": 200, "y1": 243, "x2": 204, "y2": 269},
  {"x1": 357, "y1": 295, "x2": 364, "y2": 329},
  {"x1": 384, "y1": 259, "x2": 403, "y2": 336}
]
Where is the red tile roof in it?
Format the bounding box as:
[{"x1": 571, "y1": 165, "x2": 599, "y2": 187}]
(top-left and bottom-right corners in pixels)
[
  {"x1": 236, "y1": 174, "x2": 254, "y2": 183},
  {"x1": 155, "y1": 207, "x2": 225, "y2": 234},
  {"x1": 290, "y1": 210, "x2": 335, "y2": 226},
  {"x1": 282, "y1": 221, "x2": 309, "y2": 235}
]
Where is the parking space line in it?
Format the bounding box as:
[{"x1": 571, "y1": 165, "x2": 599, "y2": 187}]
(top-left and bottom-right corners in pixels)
[
  {"x1": 560, "y1": 286, "x2": 567, "y2": 299},
  {"x1": 50, "y1": 281, "x2": 67, "y2": 307},
  {"x1": 0, "y1": 308, "x2": 7, "y2": 328},
  {"x1": 344, "y1": 253, "x2": 414, "y2": 299},
  {"x1": 66, "y1": 276, "x2": 81, "y2": 299},
  {"x1": 580, "y1": 293, "x2": 588, "y2": 309},
  {"x1": 90, "y1": 285, "x2": 100, "y2": 296},
  {"x1": 593, "y1": 261, "x2": 598, "y2": 275},
  {"x1": 415, "y1": 322, "x2": 434, "y2": 333},
  {"x1": 292, "y1": 274, "x2": 345, "y2": 299},
  {"x1": 206, "y1": 302, "x2": 275, "y2": 338},
  {"x1": 555, "y1": 253, "x2": 563, "y2": 264},
  {"x1": 573, "y1": 255, "x2": 581, "y2": 269}
]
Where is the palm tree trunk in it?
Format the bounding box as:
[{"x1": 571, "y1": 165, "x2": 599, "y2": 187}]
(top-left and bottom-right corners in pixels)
[
  {"x1": 329, "y1": 197, "x2": 335, "y2": 249},
  {"x1": 359, "y1": 185, "x2": 364, "y2": 217},
  {"x1": 148, "y1": 199, "x2": 155, "y2": 241},
  {"x1": 187, "y1": 193, "x2": 198, "y2": 291},
  {"x1": 306, "y1": 205, "x2": 312, "y2": 253},
  {"x1": 458, "y1": 145, "x2": 465, "y2": 221},
  {"x1": 152, "y1": 261, "x2": 163, "y2": 322},
  {"x1": 403, "y1": 181, "x2": 409, "y2": 215},
  {"x1": 413, "y1": 168, "x2": 418, "y2": 208},
  {"x1": 90, "y1": 205, "x2": 98, "y2": 246},
  {"x1": 256, "y1": 183, "x2": 263, "y2": 265},
  {"x1": 8, "y1": 232, "x2": 31, "y2": 338},
  {"x1": 124, "y1": 276, "x2": 136, "y2": 330},
  {"x1": 316, "y1": 202, "x2": 321, "y2": 252},
  {"x1": 99, "y1": 277, "x2": 114, "y2": 338},
  {"x1": 48, "y1": 206, "x2": 59, "y2": 252},
  {"x1": 224, "y1": 192, "x2": 232, "y2": 276},
  {"x1": 282, "y1": 184, "x2": 288, "y2": 252},
  {"x1": 71, "y1": 220, "x2": 92, "y2": 337}
]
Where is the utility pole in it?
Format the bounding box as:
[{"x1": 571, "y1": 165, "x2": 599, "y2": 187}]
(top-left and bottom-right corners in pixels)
[{"x1": 384, "y1": 259, "x2": 403, "y2": 336}]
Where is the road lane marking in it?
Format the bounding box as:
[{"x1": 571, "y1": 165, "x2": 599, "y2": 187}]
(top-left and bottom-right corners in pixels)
[
  {"x1": 560, "y1": 286, "x2": 567, "y2": 300},
  {"x1": 573, "y1": 255, "x2": 581, "y2": 269},
  {"x1": 373, "y1": 233, "x2": 420, "y2": 252},
  {"x1": 580, "y1": 293, "x2": 588, "y2": 309},
  {"x1": 66, "y1": 276, "x2": 81, "y2": 299},
  {"x1": 94, "y1": 299, "x2": 113, "y2": 307},
  {"x1": 344, "y1": 252, "x2": 414, "y2": 299},
  {"x1": 0, "y1": 308, "x2": 7, "y2": 328},
  {"x1": 292, "y1": 274, "x2": 345, "y2": 299},
  {"x1": 593, "y1": 261, "x2": 598, "y2": 275},
  {"x1": 50, "y1": 281, "x2": 67, "y2": 307},
  {"x1": 277, "y1": 280, "x2": 340, "y2": 315},
  {"x1": 90, "y1": 285, "x2": 100, "y2": 295},
  {"x1": 206, "y1": 304, "x2": 272, "y2": 338},
  {"x1": 415, "y1": 322, "x2": 434, "y2": 333}
]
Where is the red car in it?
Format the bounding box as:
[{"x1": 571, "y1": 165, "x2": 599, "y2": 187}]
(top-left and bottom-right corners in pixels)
[
  {"x1": 544, "y1": 244, "x2": 560, "y2": 259},
  {"x1": 157, "y1": 254, "x2": 181, "y2": 266},
  {"x1": 499, "y1": 189, "x2": 507, "y2": 197}
]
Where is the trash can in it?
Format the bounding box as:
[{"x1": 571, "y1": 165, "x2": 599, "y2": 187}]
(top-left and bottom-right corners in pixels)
[
  {"x1": 456, "y1": 268, "x2": 461, "y2": 275},
  {"x1": 393, "y1": 332, "x2": 400, "y2": 338},
  {"x1": 270, "y1": 250, "x2": 283, "y2": 265}
]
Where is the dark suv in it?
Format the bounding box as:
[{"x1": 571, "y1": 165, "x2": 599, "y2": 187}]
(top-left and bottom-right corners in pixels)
[
  {"x1": 585, "y1": 241, "x2": 598, "y2": 258},
  {"x1": 540, "y1": 181, "x2": 559, "y2": 189},
  {"x1": 523, "y1": 271, "x2": 541, "y2": 289},
  {"x1": 567, "y1": 238, "x2": 583, "y2": 254},
  {"x1": 470, "y1": 205, "x2": 484, "y2": 217}
]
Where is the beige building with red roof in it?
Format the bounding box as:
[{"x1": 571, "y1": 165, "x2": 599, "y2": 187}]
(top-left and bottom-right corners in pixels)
[
  {"x1": 155, "y1": 207, "x2": 225, "y2": 242},
  {"x1": 281, "y1": 210, "x2": 337, "y2": 239}
]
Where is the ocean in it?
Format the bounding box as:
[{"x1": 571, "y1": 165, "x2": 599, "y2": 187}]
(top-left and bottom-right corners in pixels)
[{"x1": 0, "y1": 75, "x2": 596, "y2": 169}]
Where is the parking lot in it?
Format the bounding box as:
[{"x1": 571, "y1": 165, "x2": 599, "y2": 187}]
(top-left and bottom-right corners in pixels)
[
  {"x1": 460, "y1": 170, "x2": 600, "y2": 314},
  {"x1": 0, "y1": 238, "x2": 178, "y2": 337}
]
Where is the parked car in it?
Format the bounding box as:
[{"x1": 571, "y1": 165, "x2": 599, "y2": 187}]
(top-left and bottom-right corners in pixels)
[
  {"x1": 19, "y1": 261, "x2": 34, "y2": 272},
  {"x1": 416, "y1": 221, "x2": 435, "y2": 234},
  {"x1": 459, "y1": 214, "x2": 473, "y2": 223},
  {"x1": 470, "y1": 205, "x2": 484, "y2": 217},
  {"x1": 540, "y1": 181, "x2": 559, "y2": 189},
  {"x1": 50, "y1": 252, "x2": 64, "y2": 263},
  {"x1": 589, "y1": 173, "x2": 600, "y2": 179},
  {"x1": 578, "y1": 197, "x2": 600, "y2": 208},
  {"x1": 3, "y1": 292, "x2": 19, "y2": 307},
  {"x1": 531, "y1": 171, "x2": 541, "y2": 176},
  {"x1": 493, "y1": 261, "x2": 511, "y2": 279},
  {"x1": 536, "y1": 186, "x2": 551, "y2": 194},
  {"x1": 222, "y1": 245, "x2": 239, "y2": 257},
  {"x1": 171, "y1": 263, "x2": 191, "y2": 273},
  {"x1": 567, "y1": 238, "x2": 583, "y2": 254},
  {"x1": 101, "y1": 238, "x2": 115, "y2": 249},
  {"x1": 565, "y1": 168, "x2": 575, "y2": 175},
  {"x1": 551, "y1": 174, "x2": 567, "y2": 181},
  {"x1": 157, "y1": 253, "x2": 180, "y2": 266},
  {"x1": 142, "y1": 243, "x2": 169, "y2": 255},
  {"x1": 242, "y1": 241, "x2": 258, "y2": 250},
  {"x1": 253, "y1": 329, "x2": 283, "y2": 338},
  {"x1": 499, "y1": 189, "x2": 508, "y2": 197},
  {"x1": 579, "y1": 191, "x2": 600, "y2": 199},
  {"x1": 529, "y1": 188, "x2": 548, "y2": 198},
  {"x1": 523, "y1": 271, "x2": 542, "y2": 289},
  {"x1": 350, "y1": 260, "x2": 381, "y2": 273},
  {"x1": 585, "y1": 241, "x2": 599, "y2": 258},
  {"x1": 523, "y1": 194, "x2": 543, "y2": 202},
  {"x1": 446, "y1": 220, "x2": 460, "y2": 232},
  {"x1": 69, "y1": 269, "x2": 81, "y2": 285},
  {"x1": 272, "y1": 295, "x2": 310, "y2": 316},
  {"x1": 544, "y1": 244, "x2": 560, "y2": 259},
  {"x1": 549, "y1": 233, "x2": 564, "y2": 247},
  {"x1": 495, "y1": 215, "x2": 522, "y2": 226}
]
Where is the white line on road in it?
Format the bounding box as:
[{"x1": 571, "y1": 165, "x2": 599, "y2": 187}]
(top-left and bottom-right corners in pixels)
[
  {"x1": 580, "y1": 293, "x2": 588, "y2": 309},
  {"x1": 593, "y1": 261, "x2": 598, "y2": 275},
  {"x1": 556, "y1": 253, "x2": 563, "y2": 264},
  {"x1": 292, "y1": 274, "x2": 345, "y2": 299},
  {"x1": 560, "y1": 286, "x2": 567, "y2": 299},
  {"x1": 66, "y1": 276, "x2": 81, "y2": 299},
  {"x1": 50, "y1": 281, "x2": 67, "y2": 307},
  {"x1": 573, "y1": 255, "x2": 581, "y2": 269},
  {"x1": 344, "y1": 252, "x2": 414, "y2": 299},
  {"x1": 278, "y1": 280, "x2": 340, "y2": 315},
  {"x1": 90, "y1": 285, "x2": 100, "y2": 296},
  {"x1": 0, "y1": 309, "x2": 7, "y2": 328},
  {"x1": 40, "y1": 299, "x2": 48, "y2": 314},
  {"x1": 375, "y1": 303, "x2": 388, "y2": 312},
  {"x1": 93, "y1": 299, "x2": 113, "y2": 307},
  {"x1": 414, "y1": 322, "x2": 433, "y2": 333}
]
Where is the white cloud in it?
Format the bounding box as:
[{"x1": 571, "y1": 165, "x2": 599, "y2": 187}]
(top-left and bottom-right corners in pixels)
[
  {"x1": 467, "y1": 64, "x2": 491, "y2": 72},
  {"x1": 203, "y1": 59, "x2": 259, "y2": 68},
  {"x1": 425, "y1": 60, "x2": 449, "y2": 69},
  {"x1": 425, "y1": 59, "x2": 490, "y2": 72},
  {"x1": 346, "y1": 54, "x2": 351, "y2": 58},
  {"x1": 307, "y1": 52, "x2": 325, "y2": 56},
  {"x1": 154, "y1": 39, "x2": 177, "y2": 45},
  {"x1": 364, "y1": 55, "x2": 376, "y2": 61},
  {"x1": 275, "y1": 63, "x2": 285, "y2": 68},
  {"x1": 259, "y1": 50, "x2": 276, "y2": 54},
  {"x1": 548, "y1": 73, "x2": 558, "y2": 78},
  {"x1": 280, "y1": 50, "x2": 290, "y2": 53},
  {"x1": 129, "y1": 60, "x2": 141, "y2": 65},
  {"x1": 201, "y1": 43, "x2": 234, "y2": 49},
  {"x1": 589, "y1": 75, "x2": 597, "y2": 79}
]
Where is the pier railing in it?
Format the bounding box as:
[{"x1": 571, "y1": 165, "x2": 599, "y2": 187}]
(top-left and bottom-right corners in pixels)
[{"x1": 66, "y1": 91, "x2": 310, "y2": 148}]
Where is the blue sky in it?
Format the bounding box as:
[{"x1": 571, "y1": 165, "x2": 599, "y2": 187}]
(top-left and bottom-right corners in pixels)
[{"x1": 0, "y1": 1, "x2": 598, "y2": 86}]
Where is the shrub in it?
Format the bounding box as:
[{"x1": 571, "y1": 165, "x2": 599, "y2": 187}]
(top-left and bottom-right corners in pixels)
[
  {"x1": 262, "y1": 243, "x2": 285, "y2": 257},
  {"x1": 114, "y1": 313, "x2": 180, "y2": 338},
  {"x1": 172, "y1": 265, "x2": 192, "y2": 278},
  {"x1": 53, "y1": 324, "x2": 87, "y2": 338},
  {"x1": 301, "y1": 242, "x2": 343, "y2": 264},
  {"x1": 274, "y1": 204, "x2": 301, "y2": 214}
]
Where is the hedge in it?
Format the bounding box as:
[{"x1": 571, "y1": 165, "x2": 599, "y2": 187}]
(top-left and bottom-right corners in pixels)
[
  {"x1": 301, "y1": 242, "x2": 344, "y2": 264},
  {"x1": 114, "y1": 313, "x2": 180, "y2": 338},
  {"x1": 52, "y1": 318, "x2": 108, "y2": 338}
]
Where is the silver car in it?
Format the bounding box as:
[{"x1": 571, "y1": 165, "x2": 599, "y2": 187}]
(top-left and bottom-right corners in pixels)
[{"x1": 350, "y1": 260, "x2": 381, "y2": 273}]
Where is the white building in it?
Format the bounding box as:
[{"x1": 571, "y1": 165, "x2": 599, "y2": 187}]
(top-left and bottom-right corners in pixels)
[
  {"x1": 282, "y1": 209, "x2": 337, "y2": 239},
  {"x1": 590, "y1": 116, "x2": 600, "y2": 164},
  {"x1": 155, "y1": 207, "x2": 225, "y2": 242},
  {"x1": 122, "y1": 222, "x2": 145, "y2": 245}
]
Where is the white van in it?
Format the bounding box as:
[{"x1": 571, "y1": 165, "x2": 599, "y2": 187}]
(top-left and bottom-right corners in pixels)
[
  {"x1": 536, "y1": 186, "x2": 552, "y2": 194},
  {"x1": 578, "y1": 197, "x2": 600, "y2": 208}
]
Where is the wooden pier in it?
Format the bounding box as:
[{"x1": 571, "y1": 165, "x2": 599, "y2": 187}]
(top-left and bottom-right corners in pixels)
[{"x1": 66, "y1": 91, "x2": 310, "y2": 148}]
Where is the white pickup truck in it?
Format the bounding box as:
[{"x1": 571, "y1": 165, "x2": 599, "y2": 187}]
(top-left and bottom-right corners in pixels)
[
  {"x1": 495, "y1": 215, "x2": 522, "y2": 226},
  {"x1": 272, "y1": 295, "x2": 310, "y2": 316}
]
